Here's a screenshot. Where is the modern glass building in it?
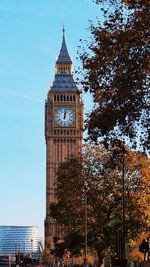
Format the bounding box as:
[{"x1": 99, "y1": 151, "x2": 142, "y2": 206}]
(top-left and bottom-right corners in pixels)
[{"x1": 0, "y1": 225, "x2": 40, "y2": 256}]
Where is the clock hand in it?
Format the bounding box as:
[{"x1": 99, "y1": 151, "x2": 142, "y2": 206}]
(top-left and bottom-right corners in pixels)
[{"x1": 64, "y1": 111, "x2": 66, "y2": 120}]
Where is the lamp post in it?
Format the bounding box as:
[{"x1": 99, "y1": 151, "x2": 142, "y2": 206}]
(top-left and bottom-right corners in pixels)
[
  {"x1": 115, "y1": 143, "x2": 127, "y2": 267},
  {"x1": 31, "y1": 239, "x2": 33, "y2": 255},
  {"x1": 24, "y1": 241, "x2": 26, "y2": 254},
  {"x1": 122, "y1": 158, "x2": 125, "y2": 261},
  {"x1": 82, "y1": 181, "x2": 89, "y2": 267},
  {"x1": 120, "y1": 145, "x2": 127, "y2": 267}
]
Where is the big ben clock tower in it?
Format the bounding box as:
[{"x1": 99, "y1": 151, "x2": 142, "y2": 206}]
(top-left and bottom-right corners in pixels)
[{"x1": 45, "y1": 29, "x2": 84, "y2": 242}]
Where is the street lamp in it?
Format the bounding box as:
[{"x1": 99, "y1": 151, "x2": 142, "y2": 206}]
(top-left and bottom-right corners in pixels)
[
  {"x1": 24, "y1": 241, "x2": 25, "y2": 254},
  {"x1": 82, "y1": 181, "x2": 89, "y2": 267},
  {"x1": 118, "y1": 145, "x2": 127, "y2": 267},
  {"x1": 122, "y1": 157, "x2": 125, "y2": 261},
  {"x1": 31, "y1": 239, "x2": 33, "y2": 255},
  {"x1": 114, "y1": 143, "x2": 127, "y2": 267}
]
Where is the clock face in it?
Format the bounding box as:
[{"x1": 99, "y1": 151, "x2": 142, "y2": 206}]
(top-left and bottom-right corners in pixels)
[{"x1": 55, "y1": 107, "x2": 75, "y2": 127}]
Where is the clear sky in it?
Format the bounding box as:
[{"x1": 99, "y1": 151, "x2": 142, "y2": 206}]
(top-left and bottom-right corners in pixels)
[{"x1": 0, "y1": 0, "x2": 101, "y2": 237}]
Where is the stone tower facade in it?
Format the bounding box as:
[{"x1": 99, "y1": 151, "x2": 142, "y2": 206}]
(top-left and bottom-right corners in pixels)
[{"x1": 44, "y1": 29, "x2": 84, "y2": 242}]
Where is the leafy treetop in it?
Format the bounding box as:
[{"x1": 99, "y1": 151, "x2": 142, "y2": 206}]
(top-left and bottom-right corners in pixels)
[{"x1": 79, "y1": 0, "x2": 149, "y2": 154}]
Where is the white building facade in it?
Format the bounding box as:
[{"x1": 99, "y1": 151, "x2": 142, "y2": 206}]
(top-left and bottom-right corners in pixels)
[{"x1": 0, "y1": 225, "x2": 40, "y2": 256}]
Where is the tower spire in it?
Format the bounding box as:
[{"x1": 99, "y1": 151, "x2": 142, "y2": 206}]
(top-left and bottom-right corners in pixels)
[
  {"x1": 51, "y1": 28, "x2": 78, "y2": 91},
  {"x1": 56, "y1": 27, "x2": 72, "y2": 64}
]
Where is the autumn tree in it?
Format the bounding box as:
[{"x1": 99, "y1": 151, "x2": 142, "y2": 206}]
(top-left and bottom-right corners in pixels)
[
  {"x1": 50, "y1": 157, "x2": 84, "y2": 231},
  {"x1": 79, "y1": 0, "x2": 149, "y2": 154},
  {"x1": 50, "y1": 144, "x2": 150, "y2": 264}
]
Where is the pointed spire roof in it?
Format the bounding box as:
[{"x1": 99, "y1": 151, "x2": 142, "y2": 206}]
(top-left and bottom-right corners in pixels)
[{"x1": 56, "y1": 27, "x2": 72, "y2": 64}]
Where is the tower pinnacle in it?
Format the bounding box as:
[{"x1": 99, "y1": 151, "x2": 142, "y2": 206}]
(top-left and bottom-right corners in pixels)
[
  {"x1": 56, "y1": 28, "x2": 72, "y2": 64},
  {"x1": 51, "y1": 29, "x2": 78, "y2": 92}
]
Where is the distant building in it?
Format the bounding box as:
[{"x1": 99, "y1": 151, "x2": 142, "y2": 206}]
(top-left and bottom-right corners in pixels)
[{"x1": 0, "y1": 225, "x2": 40, "y2": 256}]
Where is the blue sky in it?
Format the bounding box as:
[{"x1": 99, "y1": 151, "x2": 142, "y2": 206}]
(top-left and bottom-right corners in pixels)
[{"x1": 0, "y1": 0, "x2": 101, "y2": 237}]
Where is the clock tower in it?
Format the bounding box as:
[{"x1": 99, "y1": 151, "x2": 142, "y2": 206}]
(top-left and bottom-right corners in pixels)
[{"x1": 44, "y1": 29, "x2": 84, "y2": 242}]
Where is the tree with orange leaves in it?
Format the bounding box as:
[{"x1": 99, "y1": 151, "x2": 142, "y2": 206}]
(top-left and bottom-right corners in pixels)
[
  {"x1": 79, "y1": 0, "x2": 149, "y2": 154},
  {"x1": 50, "y1": 143, "x2": 150, "y2": 265}
]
